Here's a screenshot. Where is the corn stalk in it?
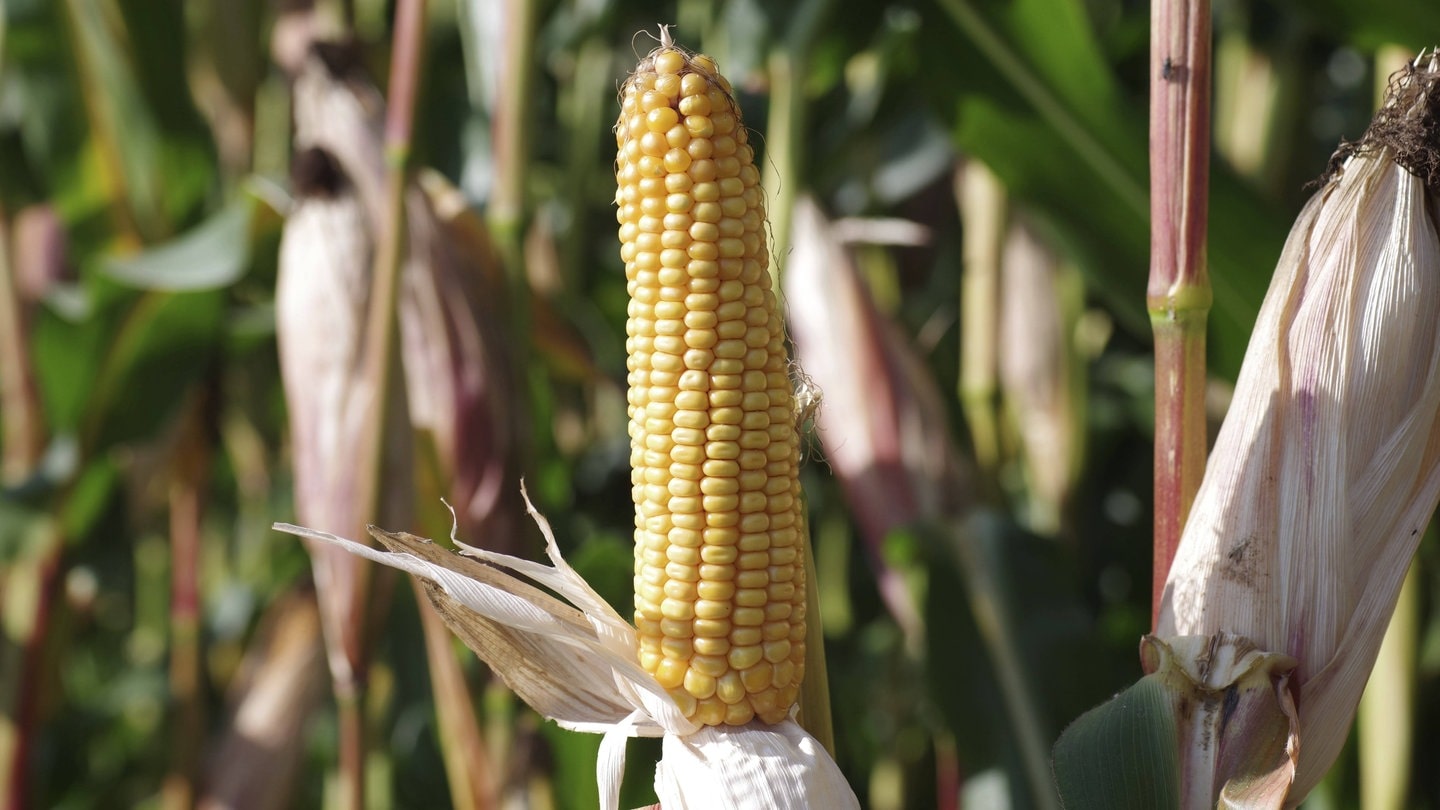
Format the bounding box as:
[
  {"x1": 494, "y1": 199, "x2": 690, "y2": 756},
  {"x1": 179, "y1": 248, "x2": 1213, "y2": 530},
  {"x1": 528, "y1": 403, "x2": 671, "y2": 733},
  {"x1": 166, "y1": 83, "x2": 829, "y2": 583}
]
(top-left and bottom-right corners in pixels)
[
  {"x1": 1148, "y1": 0, "x2": 1212, "y2": 625},
  {"x1": 331, "y1": 0, "x2": 428, "y2": 804},
  {"x1": 161, "y1": 390, "x2": 215, "y2": 810},
  {"x1": 0, "y1": 203, "x2": 57, "y2": 810}
]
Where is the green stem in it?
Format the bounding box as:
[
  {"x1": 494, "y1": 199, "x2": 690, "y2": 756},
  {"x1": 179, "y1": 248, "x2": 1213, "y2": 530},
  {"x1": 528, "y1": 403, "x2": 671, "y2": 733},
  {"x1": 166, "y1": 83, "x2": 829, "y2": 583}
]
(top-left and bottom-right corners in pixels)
[
  {"x1": 488, "y1": 0, "x2": 538, "y2": 273},
  {"x1": 485, "y1": 0, "x2": 536, "y2": 389},
  {"x1": 0, "y1": 207, "x2": 44, "y2": 483},
  {"x1": 335, "y1": 687, "x2": 365, "y2": 810},
  {"x1": 1147, "y1": 0, "x2": 1213, "y2": 626},
  {"x1": 797, "y1": 522, "x2": 835, "y2": 757},
  {"x1": 341, "y1": 2, "x2": 429, "y2": 805},
  {"x1": 761, "y1": 0, "x2": 835, "y2": 295},
  {"x1": 955, "y1": 163, "x2": 1005, "y2": 477},
  {"x1": 1358, "y1": 560, "x2": 1419, "y2": 810}
]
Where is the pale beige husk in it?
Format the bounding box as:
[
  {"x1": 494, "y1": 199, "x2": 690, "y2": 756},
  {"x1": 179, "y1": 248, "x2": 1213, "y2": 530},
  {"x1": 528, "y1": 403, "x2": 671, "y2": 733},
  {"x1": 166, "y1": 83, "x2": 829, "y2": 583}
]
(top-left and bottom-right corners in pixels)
[
  {"x1": 274, "y1": 495, "x2": 859, "y2": 810},
  {"x1": 1157, "y1": 54, "x2": 1440, "y2": 804},
  {"x1": 997, "y1": 216, "x2": 1082, "y2": 535}
]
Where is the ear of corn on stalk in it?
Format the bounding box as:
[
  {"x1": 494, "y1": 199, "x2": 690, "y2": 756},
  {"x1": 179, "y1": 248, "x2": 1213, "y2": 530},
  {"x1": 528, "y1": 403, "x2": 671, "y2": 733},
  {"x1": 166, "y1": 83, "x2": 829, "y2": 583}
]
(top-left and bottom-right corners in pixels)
[
  {"x1": 1154, "y1": 52, "x2": 1440, "y2": 805},
  {"x1": 614, "y1": 37, "x2": 806, "y2": 728},
  {"x1": 274, "y1": 30, "x2": 858, "y2": 810}
]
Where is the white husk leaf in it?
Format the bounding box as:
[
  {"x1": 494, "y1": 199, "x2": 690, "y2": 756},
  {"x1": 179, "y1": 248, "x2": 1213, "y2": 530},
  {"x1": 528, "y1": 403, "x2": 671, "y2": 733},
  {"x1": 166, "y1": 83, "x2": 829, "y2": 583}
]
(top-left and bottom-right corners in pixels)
[
  {"x1": 273, "y1": 492, "x2": 858, "y2": 810},
  {"x1": 1158, "y1": 57, "x2": 1440, "y2": 802},
  {"x1": 656, "y1": 721, "x2": 857, "y2": 808}
]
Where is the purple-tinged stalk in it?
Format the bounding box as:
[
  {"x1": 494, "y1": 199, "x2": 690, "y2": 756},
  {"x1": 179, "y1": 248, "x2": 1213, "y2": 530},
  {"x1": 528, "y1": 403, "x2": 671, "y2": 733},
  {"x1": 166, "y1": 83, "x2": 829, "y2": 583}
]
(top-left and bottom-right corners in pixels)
[
  {"x1": 161, "y1": 394, "x2": 215, "y2": 810},
  {"x1": 1149, "y1": 0, "x2": 1213, "y2": 627},
  {"x1": 1157, "y1": 52, "x2": 1440, "y2": 804},
  {"x1": 0, "y1": 206, "x2": 49, "y2": 482},
  {"x1": 0, "y1": 204, "x2": 62, "y2": 810},
  {"x1": 277, "y1": 5, "x2": 430, "y2": 803}
]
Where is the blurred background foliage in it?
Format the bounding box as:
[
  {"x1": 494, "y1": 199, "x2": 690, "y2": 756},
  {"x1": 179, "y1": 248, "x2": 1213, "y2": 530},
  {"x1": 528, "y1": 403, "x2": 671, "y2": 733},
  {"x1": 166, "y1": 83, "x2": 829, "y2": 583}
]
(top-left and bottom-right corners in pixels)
[{"x1": 0, "y1": 0, "x2": 1438, "y2": 808}]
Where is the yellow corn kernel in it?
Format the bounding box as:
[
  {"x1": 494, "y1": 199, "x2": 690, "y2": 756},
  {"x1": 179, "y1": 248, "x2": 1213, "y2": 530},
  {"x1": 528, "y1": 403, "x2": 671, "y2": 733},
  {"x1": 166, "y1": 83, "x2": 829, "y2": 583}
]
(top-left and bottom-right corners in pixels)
[{"x1": 617, "y1": 37, "x2": 806, "y2": 726}]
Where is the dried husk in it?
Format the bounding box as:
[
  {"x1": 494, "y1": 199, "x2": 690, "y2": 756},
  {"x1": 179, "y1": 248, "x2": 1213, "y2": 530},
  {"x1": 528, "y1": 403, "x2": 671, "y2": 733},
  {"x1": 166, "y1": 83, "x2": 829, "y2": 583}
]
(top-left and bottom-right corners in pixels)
[
  {"x1": 276, "y1": 138, "x2": 392, "y2": 688},
  {"x1": 1141, "y1": 634, "x2": 1298, "y2": 808},
  {"x1": 784, "y1": 197, "x2": 968, "y2": 638},
  {"x1": 997, "y1": 216, "x2": 1082, "y2": 535},
  {"x1": 400, "y1": 176, "x2": 525, "y2": 549},
  {"x1": 274, "y1": 495, "x2": 859, "y2": 810},
  {"x1": 279, "y1": 44, "x2": 526, "y2": 690},
  {"x1": 1157, "y1": 54, "x2": 1440, "y2": 804},
  {"x1": 197, "y1": 587, "x2": 328, "y2": 810}
]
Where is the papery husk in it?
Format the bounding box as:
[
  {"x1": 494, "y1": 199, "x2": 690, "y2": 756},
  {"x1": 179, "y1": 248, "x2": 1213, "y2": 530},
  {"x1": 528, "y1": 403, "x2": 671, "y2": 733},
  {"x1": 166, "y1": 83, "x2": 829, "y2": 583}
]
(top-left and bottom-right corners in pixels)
[
  {"x1": 276, "y1": 139, "x2": 391, "y2": 688},
  {"x1": 1157, "y1": 54, "x2": 1440, "y2": 804},
  {"x1": 281, "y1": 43, "x2": 529, "y2": 690},
  {"x1": 289, "y1": 43, "x2": 525, "y2": 549},
  {"x1": 784, "y1": 196, "x2": 969, "y2": 638},
  {"x1": 197, "y1": 586, "x2": 328, "y2": 810},
  {"x1": 997, "y1": 216, "x2": 1082, "y2": 535},
  {"x1": 399, "y1": 176, "x2": 525, "y2": 549},
  {"x1": 273, "y1": 497, "x2": 860, "y2": 810},
  {"x1": 1140, "y1": 634, "x2": 1298, "y2": 809},
  {"x1": 656, "y1": 722, "x2": 855, "y2": 808}
]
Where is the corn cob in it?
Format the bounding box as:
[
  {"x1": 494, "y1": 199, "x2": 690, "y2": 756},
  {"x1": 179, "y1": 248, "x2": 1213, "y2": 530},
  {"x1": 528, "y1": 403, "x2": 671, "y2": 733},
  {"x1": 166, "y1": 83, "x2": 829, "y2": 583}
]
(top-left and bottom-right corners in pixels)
[{"x1": 615, "y1": 39, "x2": 806, "y2": 726}]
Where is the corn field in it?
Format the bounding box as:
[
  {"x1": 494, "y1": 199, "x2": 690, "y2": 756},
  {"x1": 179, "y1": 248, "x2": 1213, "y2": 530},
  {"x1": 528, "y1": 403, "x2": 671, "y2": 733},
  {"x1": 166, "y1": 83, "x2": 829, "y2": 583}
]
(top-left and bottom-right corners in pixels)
[{"x1": 3, "y1": 0, "x2": 1440, "y2": 808}]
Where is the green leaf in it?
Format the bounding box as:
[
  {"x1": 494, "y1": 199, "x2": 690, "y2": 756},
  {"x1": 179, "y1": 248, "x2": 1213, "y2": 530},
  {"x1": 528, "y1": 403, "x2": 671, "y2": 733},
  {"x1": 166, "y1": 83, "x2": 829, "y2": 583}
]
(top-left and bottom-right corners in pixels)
[
  {"x1": 1286, "y1": 0, "x2": 1440, "y2": 52},
  {"x1": 1051, "y1": 674, "x2": 1181, "y2": 809},
  {"x1": 566, "y1": 533, "x2": 636, "y2": 618},
  {"x1": 82, "y1": 289, "x2": 226, "y2": 449},
  {"x1": 31, "y1": 288, "x2": 112, "y2": 432},
  {"x1": 101, "y1": 197, "x2": 256, "y2": 291},
  {"x1": 60, "y1": 455, "x2": 120, "y2": 539},
  {"x1": 923, "y1": 0, "x2": 1294, "y2": 379},
  {"x1": 60, "y1": 0, "x2": 168, "y2": 238},
  {"x1": 920, "y1": 516, "x2": 1123, "y2": 808}
]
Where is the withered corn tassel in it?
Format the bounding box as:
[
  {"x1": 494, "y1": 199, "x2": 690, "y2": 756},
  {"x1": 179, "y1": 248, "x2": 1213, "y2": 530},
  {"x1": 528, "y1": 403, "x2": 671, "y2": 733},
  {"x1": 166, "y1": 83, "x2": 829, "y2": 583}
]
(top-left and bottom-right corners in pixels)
[{"x1": 616, "y1": 43, "x2": 806, "y2": 726}]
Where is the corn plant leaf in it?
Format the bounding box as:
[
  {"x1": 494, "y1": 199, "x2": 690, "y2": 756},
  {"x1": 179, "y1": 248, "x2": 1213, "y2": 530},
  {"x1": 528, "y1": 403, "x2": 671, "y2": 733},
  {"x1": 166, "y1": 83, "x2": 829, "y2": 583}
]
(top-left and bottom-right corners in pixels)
[
  {"x1": 1051, "y1": 670, "x2": 1181, "y2": 809},
  {"x1": 922, "y1": 0, "x2": 1292, "y2": 380},
  {"x1": 1285, "y1": 0, "x2": 1440, "y2": 51},
  {"x1": 31, "y1": 285, "x2": 225, "y2": 451},
  {"x1": 84, "y1": 290, "x2": 225, "y2": 449},
  {"x1": 1055, "y1": 633, "x2": 1300, "y2": 809},
  {"x1": 60, "y1": 0, "x2": 166, "y2": 238},
  {"x1": 101, "y1": 196, "x2": 272, "y2": 291}
]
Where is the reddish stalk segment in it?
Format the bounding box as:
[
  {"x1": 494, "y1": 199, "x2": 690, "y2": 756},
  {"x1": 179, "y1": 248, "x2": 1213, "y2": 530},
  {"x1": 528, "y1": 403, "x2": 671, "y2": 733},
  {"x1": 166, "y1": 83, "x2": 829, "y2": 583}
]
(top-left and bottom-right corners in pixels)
[{"x1": 1148, "y1": 0, "x2": 1213, "y2": 627}]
